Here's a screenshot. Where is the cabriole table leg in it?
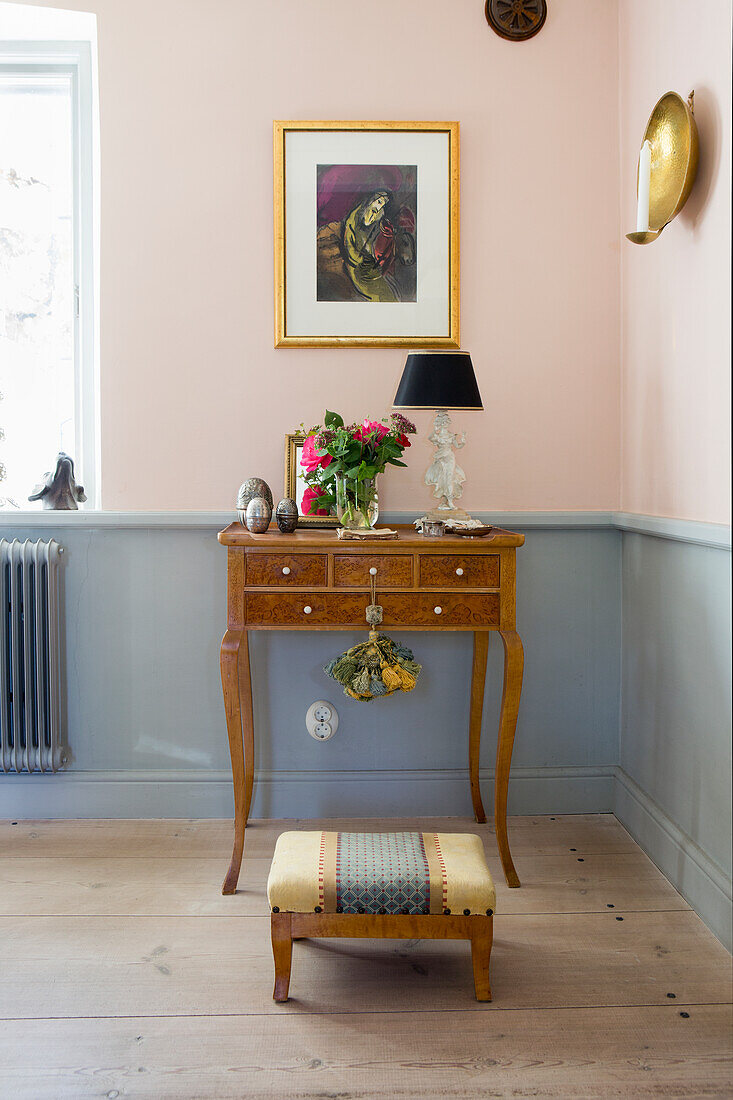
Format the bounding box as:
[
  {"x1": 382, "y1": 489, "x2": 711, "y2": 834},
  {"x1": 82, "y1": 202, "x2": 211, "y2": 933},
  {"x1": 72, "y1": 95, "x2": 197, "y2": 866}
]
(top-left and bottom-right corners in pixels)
[
  {"x1": 469, "y1": 631, "x2": 490, "y2": 824},
  {"x1": 220, "y1": 628, "x2": 254, "y2": 894},
  {"x1": 495, "y1": 629, "x2": 524, "y2": 887}
]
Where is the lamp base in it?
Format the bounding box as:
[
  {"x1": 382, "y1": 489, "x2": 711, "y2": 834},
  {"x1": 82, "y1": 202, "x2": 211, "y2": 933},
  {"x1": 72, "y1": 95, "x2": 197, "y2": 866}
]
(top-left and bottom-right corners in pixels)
[
  {"x1": 424, "y1": 409, "x2": 472, "y2": 517},
  {"x1": 426, "y1": 506, "x2": 472, "y2": 521}
]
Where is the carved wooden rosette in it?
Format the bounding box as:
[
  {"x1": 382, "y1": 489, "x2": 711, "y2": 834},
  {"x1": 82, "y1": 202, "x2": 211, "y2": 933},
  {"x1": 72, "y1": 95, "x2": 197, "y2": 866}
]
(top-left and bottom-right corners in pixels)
[{"x1": 485, "y1": 0, "x2": 547, "y2": 41}]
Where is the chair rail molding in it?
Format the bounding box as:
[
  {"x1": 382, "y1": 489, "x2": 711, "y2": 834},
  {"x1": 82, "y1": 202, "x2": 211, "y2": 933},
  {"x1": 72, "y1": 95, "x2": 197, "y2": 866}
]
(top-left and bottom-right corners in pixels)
[{"x1": 1, "y1": 510, "x2": 728, "y2": 548}]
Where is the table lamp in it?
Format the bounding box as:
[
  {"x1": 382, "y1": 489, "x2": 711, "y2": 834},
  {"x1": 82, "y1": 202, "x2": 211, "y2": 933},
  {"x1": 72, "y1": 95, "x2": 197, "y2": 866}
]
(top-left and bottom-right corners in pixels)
[{"x1": 393, "y1": 350, "x2": 483, "y2": 521}]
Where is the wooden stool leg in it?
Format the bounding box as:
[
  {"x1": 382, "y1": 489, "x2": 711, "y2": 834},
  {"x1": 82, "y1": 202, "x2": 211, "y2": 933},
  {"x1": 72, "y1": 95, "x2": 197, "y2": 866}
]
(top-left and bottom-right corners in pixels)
[
  {"x1": 271, "y1": 913, "x2": 292, "y2": 1002},
  {"x1": 470, "y1": 919, "x2": 493, "y2": 1002}
]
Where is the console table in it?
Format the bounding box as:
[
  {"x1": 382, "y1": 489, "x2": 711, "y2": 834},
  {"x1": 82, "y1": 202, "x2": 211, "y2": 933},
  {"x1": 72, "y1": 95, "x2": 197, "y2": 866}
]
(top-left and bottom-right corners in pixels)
[{"x1": 217, "y1": 523, "x2": 525, "y2": 894}]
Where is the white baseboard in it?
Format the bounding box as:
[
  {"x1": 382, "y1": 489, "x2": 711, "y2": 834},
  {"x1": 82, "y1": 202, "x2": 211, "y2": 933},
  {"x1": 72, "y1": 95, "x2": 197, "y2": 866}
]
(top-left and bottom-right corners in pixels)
[
  {"x1": 614, "y1": 767, "x2": 732, "y2": 953},
  {"x1": 0, "y1": 765, "x2": 615, "y2": 821}
]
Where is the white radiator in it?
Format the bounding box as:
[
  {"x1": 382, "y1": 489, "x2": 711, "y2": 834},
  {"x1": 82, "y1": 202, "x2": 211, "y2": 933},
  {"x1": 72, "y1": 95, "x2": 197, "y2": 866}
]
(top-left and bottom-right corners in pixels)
[{"x1": 0, "y1": 538, "x2": 65, "y2": 773}]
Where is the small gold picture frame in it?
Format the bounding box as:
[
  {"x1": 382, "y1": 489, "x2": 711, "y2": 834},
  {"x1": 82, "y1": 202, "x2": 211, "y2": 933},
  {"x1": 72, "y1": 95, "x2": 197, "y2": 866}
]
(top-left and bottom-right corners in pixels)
[
  {"x1": 274, "y1": 120, "x2": 460, "y2": 348},
  {"x1": 284, "y1": 433, "x2": 340, "y2": 528}
]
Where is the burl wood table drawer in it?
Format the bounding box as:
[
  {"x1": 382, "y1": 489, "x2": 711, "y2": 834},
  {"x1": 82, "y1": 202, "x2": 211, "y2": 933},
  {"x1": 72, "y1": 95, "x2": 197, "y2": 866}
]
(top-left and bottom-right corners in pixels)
[
  {"x1": 245, "y1": 590, "x2": 499, "y2": 629},
  {"x1": 419, "y1": 554, "x2": 500, "y2": 588},
  {"x1": 245, "y1": 553, "x2": 327, "y2": 587},
  {"x1": 246, "y1": 592, "x2": 366, "y2": 626},
  {"x1": 380, "y1": 592, "x2": 500, "y2": 628},
  {"x1": 333, "y1": 553, "x2": 413, "y2": 588}
]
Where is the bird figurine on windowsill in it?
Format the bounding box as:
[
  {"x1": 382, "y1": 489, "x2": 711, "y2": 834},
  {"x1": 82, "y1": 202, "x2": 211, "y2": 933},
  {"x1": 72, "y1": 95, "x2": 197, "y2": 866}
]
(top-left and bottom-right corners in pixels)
[{"x1": 28, "y1": 453, "x2": 87, "y2": 510}]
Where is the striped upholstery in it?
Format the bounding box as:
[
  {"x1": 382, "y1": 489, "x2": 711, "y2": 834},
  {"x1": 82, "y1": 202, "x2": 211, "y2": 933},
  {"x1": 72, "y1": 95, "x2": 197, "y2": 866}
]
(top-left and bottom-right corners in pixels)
[{"x1": 267, "y1": 831, "x2": 496, "y2": 917}]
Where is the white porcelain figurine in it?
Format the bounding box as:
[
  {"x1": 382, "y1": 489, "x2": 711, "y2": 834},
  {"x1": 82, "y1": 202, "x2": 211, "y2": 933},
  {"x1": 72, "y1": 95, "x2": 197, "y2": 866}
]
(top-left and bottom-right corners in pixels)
[{"x1": 425, "y1": 410, "x2": 467, "y2": 513}]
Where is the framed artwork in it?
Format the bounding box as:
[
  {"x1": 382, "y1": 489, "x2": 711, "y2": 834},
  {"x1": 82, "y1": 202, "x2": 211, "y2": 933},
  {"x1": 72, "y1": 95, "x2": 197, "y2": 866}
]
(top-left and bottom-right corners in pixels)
[
  {"x1": 284, "y1": 433, "x2": 339, "y2": 528},
  {"x1": 274, "y1": 120, "x2": 459, "y2": 348}
]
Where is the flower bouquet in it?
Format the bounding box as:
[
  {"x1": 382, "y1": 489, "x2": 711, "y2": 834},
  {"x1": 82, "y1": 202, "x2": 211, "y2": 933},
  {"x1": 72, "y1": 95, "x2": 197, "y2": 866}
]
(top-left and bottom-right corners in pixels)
[{"x1": 300, "y1": 410, "x2": 417, "y2": 529}]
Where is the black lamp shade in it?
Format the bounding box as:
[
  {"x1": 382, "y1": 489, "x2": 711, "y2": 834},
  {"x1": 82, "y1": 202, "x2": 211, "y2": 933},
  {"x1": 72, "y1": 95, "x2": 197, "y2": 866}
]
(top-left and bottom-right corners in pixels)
[{"x1": 393, "y1": 351, "x2": 483, "y2": 410}]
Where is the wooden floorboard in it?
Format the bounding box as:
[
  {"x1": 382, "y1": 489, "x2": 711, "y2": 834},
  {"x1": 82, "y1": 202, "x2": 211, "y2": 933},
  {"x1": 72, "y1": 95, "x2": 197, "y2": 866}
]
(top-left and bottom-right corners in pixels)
[
  {"x1": 0, "y1": 813, "x2": 637, "y2": 858},
  {"x1": 0, "y1": 851, "x2": 689, "y2": 916},
  {"x1": 1, "y1": 910, "x2": 729, "y2": 1019},
  {"x1": 0, "y1": 1005, "x2": 731, "y2": 1099},
  {"x1": 0, "y1": 815, "x2": 729, "y2": 1099}
]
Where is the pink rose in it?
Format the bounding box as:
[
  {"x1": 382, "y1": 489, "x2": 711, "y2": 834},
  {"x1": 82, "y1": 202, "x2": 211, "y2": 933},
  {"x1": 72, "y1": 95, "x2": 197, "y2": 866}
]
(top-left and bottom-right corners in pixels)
[
  {"x1": 355, "y1": 419, "x2": 389, "y2": 443},
  {"x1": 300, "y1": 434, "x2": 333, "y2": 473},
  {"x1": 301, "y1": 484, "x2": 328, "y2": 516}
]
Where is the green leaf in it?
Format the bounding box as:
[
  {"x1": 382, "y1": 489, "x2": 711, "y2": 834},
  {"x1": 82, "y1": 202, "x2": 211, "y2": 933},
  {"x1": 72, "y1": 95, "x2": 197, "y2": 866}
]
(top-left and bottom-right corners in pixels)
[{"x1": 324, "y1": 409, "x2": 344, "y2": 429}]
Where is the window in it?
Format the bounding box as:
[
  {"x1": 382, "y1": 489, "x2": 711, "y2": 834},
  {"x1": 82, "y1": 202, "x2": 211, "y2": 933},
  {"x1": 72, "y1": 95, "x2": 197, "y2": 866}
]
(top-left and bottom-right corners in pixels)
[{"x1": 0, "y1": 34, "x2": 98, "y2": 508}]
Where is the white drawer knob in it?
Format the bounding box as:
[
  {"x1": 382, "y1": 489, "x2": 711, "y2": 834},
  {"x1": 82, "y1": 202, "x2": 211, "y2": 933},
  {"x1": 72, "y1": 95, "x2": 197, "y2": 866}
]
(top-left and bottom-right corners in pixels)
[
  {"x1": 434, "y1": 606, "x2": 442, "y2": 615},
  {"x1": 369, "y1": 567, "x2": 377, "y2": 576},
  {"x1": 282, "y1": 566, "x2": 291, "y2": 575},
  {"x1": 455, "y1": 567, "x2": 464, "y2": 576},
  {"x1": 303, "y1": 605, "x2": 312, "y2": 615}
]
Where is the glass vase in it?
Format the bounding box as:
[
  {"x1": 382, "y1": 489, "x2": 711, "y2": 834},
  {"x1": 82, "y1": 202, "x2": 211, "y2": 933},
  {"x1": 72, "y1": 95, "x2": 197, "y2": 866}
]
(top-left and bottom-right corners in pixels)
[{"x1": 335, "y1": 474, "x2": 379, "y2": 530}]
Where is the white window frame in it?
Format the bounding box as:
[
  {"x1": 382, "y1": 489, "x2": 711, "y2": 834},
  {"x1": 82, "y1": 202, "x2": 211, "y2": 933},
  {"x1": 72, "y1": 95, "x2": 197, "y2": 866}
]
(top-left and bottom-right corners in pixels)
[{"x1": 1, "y1": 40, "x2": 100, "y2": 507}]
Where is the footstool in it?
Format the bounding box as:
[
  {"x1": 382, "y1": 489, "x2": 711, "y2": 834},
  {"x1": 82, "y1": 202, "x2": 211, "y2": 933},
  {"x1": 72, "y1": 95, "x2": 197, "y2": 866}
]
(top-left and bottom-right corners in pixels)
[{"x1": 267, "y1": 830, "x2": 495, "y2": 1002}]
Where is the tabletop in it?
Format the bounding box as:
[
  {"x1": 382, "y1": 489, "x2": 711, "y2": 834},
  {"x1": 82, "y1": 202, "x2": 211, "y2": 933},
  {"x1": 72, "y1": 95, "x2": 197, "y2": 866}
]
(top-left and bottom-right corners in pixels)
[{"x1": 218, "y1": 523, "x2": 525, "y2": 549}]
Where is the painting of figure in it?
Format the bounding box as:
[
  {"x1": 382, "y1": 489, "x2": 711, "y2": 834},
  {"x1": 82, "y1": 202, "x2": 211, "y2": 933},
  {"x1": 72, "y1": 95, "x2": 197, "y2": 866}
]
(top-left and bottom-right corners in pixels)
[{"x1": 316, "y1": 164, "x2": 417, "y2": 303}]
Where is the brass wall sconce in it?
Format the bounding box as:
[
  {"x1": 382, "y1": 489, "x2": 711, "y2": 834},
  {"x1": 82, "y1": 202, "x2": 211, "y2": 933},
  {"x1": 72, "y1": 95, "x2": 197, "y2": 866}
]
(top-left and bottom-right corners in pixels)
[{"x1": 626, "y1": 91, "x2": 699, "y2": 245}]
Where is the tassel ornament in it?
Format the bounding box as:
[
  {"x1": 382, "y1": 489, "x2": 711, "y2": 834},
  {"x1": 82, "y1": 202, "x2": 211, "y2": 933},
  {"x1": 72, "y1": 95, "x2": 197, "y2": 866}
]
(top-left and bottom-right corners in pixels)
[
  {"x1": 325, "y1": 630, "x2": 422, "y2": 701},
  {"x1": 324, "y1": 572, "x2": 422, "y2": 701}
]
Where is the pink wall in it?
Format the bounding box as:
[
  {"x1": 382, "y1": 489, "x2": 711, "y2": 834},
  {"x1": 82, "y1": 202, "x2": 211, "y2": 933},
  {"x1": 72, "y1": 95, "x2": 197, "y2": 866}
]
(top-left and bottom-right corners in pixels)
[
  {"x1": 13, "y1": 0, "x2": 621, "y2": 512},
  {"x1": 619, "y1": 0, "x2": 732, "y2": 525},
  {"x1": 11, "y1": 2, "x2": 733, "y2": 519}
]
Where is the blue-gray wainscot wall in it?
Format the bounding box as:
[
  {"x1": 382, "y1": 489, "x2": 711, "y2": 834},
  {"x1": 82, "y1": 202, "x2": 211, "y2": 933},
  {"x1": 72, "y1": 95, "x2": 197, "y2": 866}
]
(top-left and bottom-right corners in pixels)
[{"x1": 0, "y1": 510, "x2": 729, "y2": 949}]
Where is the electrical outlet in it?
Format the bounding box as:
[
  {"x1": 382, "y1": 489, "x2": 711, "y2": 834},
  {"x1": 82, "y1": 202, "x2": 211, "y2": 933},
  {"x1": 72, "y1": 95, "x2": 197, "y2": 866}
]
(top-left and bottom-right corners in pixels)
[{"x1": 306, "y1": 700, "x2": 338, "y2": 741}]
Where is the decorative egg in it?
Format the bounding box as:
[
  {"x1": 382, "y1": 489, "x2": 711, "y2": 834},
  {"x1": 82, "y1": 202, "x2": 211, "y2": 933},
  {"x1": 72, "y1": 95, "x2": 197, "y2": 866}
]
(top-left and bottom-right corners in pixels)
[
  {"x1": 245, "y1": 496, "x2": 271, "y2": 533},
  {"x1": 275, "y1": 498, "x2": 298, "y2": 533},
  {"x1": 236, "y1": 477, "x2": 273, "y2": 526}
]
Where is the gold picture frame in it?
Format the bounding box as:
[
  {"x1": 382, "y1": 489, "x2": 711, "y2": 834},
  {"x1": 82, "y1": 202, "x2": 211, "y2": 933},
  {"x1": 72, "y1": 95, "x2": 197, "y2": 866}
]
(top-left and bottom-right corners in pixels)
[
  {"x1": 284, "y1": 433, "x2": 340, "y2": 528},
  {"x1": 274, "y1": 120, "x2": 460, "y2": 349}
]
